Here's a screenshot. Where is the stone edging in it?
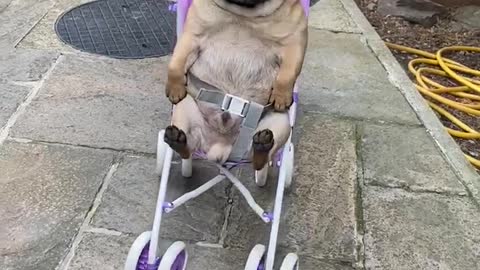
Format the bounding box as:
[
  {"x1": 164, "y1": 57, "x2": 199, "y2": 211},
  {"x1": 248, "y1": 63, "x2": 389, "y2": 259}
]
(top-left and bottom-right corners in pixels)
[{"x1": 338, "y1": 0, "x2": 480, "y2": 206}]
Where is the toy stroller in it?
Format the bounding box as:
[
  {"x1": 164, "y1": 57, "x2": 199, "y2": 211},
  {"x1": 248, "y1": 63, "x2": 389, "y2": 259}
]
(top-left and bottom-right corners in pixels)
[{"x1": 124, "y1": 0, "x2": 310, "y2": 269}]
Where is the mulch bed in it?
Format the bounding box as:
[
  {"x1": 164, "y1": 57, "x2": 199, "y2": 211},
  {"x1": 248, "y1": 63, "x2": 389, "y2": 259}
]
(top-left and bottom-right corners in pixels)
[{"x1": 355, "y1": 0, "x2": 480, "y2": 172}]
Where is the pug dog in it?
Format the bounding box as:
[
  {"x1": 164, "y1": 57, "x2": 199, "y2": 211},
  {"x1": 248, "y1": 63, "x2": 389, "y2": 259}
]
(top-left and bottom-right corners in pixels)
[{"x1": 164, "y1": 0, "x2": 307, "y2": 172}]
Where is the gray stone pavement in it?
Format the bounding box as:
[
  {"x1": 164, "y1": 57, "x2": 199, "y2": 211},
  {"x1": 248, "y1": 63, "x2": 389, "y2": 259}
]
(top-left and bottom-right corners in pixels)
[{"x1": 0, "y1": 0, "x2": 479, "y2": 269}]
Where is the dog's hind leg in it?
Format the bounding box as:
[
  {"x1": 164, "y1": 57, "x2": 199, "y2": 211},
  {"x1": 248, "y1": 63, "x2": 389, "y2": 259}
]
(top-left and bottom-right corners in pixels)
[
  {"x1": 164, "y1": 95, "x2": 201, "y2": 159},
  {"x1": 252, "y1": 112, "x2": 290, "y2": 171}
]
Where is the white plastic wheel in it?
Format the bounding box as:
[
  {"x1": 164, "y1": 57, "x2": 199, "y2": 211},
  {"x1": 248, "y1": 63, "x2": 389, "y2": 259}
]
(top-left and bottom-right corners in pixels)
[
  {"x1": 156, "y1": 130, "x2": 168, "y2": 176},
  {"x1": 284, "y1": 143, "x2": 294, "y2": 188},
  {"x1": 124, "y1": 231, "x2": 151, "y2": 270},
  {"x1": 280, "y1": 253, "x2": 299, "y2": 270},
  {"x1": 158, "y1": 241, "x2": 188, "y2": 270},
  {"x1": 244, "y1": 244, "x2": 266, "y2": 270},
  {"x1": 181, "y1": 158, "x2": 192, "y2": 178},
  {"x1": 255, "y1": 165, "x2": 268, "y2": 187}
]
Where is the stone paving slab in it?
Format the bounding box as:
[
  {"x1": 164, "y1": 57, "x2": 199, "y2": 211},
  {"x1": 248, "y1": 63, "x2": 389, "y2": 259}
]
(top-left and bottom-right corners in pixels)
[
  {"x1": 308, "y1": 0, "x2": 360, "y2": 33},
  {"x1": 68, "y1": 233, "x2": 133, "y2": 270},
  {"x1": 68, "y1": 232, "x2": 352, "y2": 270},
  {"x1": 91, "y1": 156, "x2": 229, "y2": 243},
  {"x1": 223, "y1": 166, "x2": 276, "y2": 249},
  {"x1": 225, "y1": 114, "x2": 358, "y2": 264},
  {"x1": 300, "y1": 28, "x2": 420, "y2": 125},
  {"x1": 11, "y1": 55, "x2": 171, "y2": 153},
  {"x1": 0, "y1": 49, "x2": 58, "y2": 82},
  {"x1": 69, "y1": 232, "x2": 245, "y2": 270},
  {"x1": 0, "y1": 83, "x2": 30, "y2": 128},
  {"x1": 299, "y1": 258, "x2": 354, "y2": 270},
  {"x1": 0, "y1": 141, "x2": 114, "y2": 270},
  {"x1": 360, "y1": 123, "x2": 466, "y2": 194},
  {"x1": 363, "y1": 186, "x2": 480, "y2": 270},
  {"x1": 69, "y1": 232, "x2": 248, "y2": 270},
  {"x1": 0, "y1": 0, "x2": 10, "y2": 11},
  {"x1": 18, "y1": 0, "x2": 92, "y2": 51},
  {"x1": 0, "y1": 0, "x2": 53, "y2": 47}
]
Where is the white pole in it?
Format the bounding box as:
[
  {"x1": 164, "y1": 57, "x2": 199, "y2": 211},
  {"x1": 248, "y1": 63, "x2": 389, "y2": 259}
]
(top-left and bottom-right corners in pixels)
[
  {"x1": 148, "y1": 147, "x2": 174, "y2": 265},
  {"x1": 265, "y1": 140, "x2": 290, "y2": 270}
]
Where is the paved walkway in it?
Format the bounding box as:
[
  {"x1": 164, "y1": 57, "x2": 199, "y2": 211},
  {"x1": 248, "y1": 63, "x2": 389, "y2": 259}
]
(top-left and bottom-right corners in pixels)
[{"x1": 1, "y1": 0, "x2": 479, "y2": 269}]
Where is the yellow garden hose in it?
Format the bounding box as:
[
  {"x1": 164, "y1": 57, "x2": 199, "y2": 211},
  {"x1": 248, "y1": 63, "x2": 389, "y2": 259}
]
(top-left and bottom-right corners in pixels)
[{"x1": 385, "y1": 42, "x2": 480, "y2": 168}]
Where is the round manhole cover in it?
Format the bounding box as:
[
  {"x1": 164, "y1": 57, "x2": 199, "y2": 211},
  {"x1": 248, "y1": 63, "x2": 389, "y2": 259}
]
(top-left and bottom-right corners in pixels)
[{"x1": 55, "y1": 0, "x2": 176, "y2": 59}]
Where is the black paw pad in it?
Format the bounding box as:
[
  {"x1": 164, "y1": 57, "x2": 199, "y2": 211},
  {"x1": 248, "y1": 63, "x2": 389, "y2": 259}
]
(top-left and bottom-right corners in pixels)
[
  {"x1": 164, "y1": 125, "x2": 187, "y2": 149},
  {"x1": 252, "y1": 129, "x2": 274, "y2": 153}
]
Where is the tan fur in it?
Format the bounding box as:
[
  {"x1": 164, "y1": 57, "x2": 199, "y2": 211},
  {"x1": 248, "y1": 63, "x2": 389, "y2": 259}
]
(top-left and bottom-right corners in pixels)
[{"x1": 165, "y1": 0, "x2": 307, "y2": 166}]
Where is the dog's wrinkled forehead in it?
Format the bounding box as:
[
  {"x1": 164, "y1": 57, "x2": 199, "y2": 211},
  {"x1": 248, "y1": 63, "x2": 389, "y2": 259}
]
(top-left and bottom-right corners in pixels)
[{"x1": 224, "y1": 0, "x2": 269, "y2": 8}]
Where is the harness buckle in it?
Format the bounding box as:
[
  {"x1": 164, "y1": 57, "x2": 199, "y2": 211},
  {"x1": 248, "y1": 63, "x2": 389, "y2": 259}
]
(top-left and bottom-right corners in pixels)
[{"x1": 221, "y1": 94, "x2": 250, "y2": 117}]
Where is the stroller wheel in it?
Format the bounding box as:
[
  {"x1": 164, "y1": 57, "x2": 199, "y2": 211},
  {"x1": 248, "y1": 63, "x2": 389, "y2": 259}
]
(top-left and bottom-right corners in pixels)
[
  {"x1": 124, "y1": 231, "x2": 159, "y2": 270},
  {"x1": 158, "y1": 241, "x2": 188, "y2": 270},
  {"x1": 280, "y1": 253, "x2": 299, "y2": 270},
  {"x1": 156, "y1": 130, "x2": 169, "y2": 176},
  {"x1": 244, "y1": 244, "x2": 266, "y2": 270}
]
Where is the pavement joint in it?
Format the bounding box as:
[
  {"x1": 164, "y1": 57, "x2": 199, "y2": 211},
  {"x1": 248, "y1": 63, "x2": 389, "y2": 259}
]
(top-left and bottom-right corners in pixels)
[
  {"x1": 14, "y1": 10, "x2": 50, "y2": 48},
  {"x1": 309, "y1": 27, "x2": 362, "y2": 35},
  {"x1": 7, "y1": 136, "x2": 157, "y2": 158},
  {"x1": 218, "y1": 183, "x2": 234, "y2": 247},
  {"x1": 0, "y1": 55, "x2": 63, "y2": 144},
  {"x1": 362, "y1": 39, "x2": 388, "y2": 73},
  {"x1": 353, "y1": 123, "x2": 366, "y2": 270},
  {"x1": 84, "y1": 227, "x2": 124, "y2": 236},
  {"x1": 9, "y1": 81, "x2": 40, "y2": 87},
  {"x1": 57, "y1": 160, "x2": 121, "y2": 270},
  {"x1": 365, "y1": 181, "x2": 470, "y2": 198}
]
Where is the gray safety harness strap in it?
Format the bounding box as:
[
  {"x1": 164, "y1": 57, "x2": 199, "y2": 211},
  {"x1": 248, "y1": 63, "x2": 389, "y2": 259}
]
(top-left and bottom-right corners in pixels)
[{"x1": 190, "y1": 75, "x2": 270, "y2": 161}]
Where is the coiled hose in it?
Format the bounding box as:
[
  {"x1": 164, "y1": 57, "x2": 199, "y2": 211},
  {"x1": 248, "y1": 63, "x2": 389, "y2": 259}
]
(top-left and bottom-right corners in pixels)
[{"x1": 385, "y1": 43, "x2": 480, "y2": 168}]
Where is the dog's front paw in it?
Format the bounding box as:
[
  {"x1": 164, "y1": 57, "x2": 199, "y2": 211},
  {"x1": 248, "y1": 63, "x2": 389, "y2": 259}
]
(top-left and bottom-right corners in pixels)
[
  {"x1": 165, "y1": 77, "x2": 187, "y2": 104},
  {"x1": 270, "y1": 81, "x2": 293, "y2": 112},
  {"x1": 269, "y1": 89, "x2": 293, "y2": 112}
]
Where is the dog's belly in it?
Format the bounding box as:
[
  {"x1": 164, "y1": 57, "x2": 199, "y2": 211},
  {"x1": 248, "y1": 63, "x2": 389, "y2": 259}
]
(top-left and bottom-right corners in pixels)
[
  {"x1": 184, "y1": 27, "x2": 281, "y2": 161},
  {"x1": 189, "y1": 27, "x2": 280, "y2": 105}
]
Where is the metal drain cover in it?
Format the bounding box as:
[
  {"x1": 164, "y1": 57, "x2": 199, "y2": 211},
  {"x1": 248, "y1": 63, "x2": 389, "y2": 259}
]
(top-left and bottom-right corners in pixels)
[{"x1": 55, "y1": 0, "x2": 176, "y2": 59}]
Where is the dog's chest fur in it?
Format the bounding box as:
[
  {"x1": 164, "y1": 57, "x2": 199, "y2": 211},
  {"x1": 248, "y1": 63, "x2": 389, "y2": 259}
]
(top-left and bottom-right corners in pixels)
[
  {"x1": 183, "y1": 0, "x2": 302, "y2": 153},
  {"x1": 190, "y1": 27, "x2": 279, "y2": 105},
  {"x1": 186, "y1": 0, "x2": 300, "y2": 105}
]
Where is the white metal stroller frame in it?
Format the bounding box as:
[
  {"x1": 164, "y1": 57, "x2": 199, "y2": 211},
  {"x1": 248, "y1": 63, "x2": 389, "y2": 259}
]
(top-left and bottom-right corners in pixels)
[{"x1": 124, "y1": 0, "x2": 310, "y2": 269}]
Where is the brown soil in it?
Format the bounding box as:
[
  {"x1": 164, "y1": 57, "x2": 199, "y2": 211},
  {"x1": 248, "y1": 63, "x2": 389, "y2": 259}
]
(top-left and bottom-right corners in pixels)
[{"x1": 355, "y1": 0, "x2": 480, "y2": 171}]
